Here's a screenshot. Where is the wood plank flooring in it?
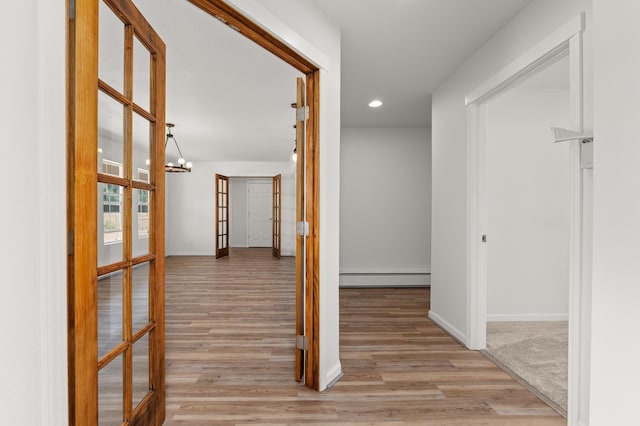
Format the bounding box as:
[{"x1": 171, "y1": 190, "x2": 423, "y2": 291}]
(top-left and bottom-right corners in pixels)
[{"x1": 164, "y1": 249, "x2": 564, "y2": 425}]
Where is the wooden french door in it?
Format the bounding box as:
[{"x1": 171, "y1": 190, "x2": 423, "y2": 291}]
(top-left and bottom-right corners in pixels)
[
  {"x1": 295, "y1": 78, "x2": 306, "y2": 382},
  {"x1": 67, "y1": 0, "x2": 166, "y2": 424},
  {"x1": 215, "y1": 174, "x2": 230, "y2": 258},
  {"x1": 272, "y1": 174, "x2": 282, "y2": 258}
]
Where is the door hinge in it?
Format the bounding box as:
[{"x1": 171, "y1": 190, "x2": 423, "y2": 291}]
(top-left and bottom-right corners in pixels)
[
  {"x1": 297, "y1": 106, "x2": 309, "y2": 122},
  {"x1": 297, "y1": 221, "x2": 309, "y2": 237},
  {"x1": 296, "y1": 335, "x2": 308, "y2": 351},
  {"x1": 481, "y1": 235, "x2": 487, "y2": 243}
]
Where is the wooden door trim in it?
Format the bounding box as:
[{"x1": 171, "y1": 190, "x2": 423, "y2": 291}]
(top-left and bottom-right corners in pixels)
[
  {"x1": 294, "y1": 78, "x2": 305, "y2": 383},
  {"x1": 187, "y1": 0, "x2": 321, "y2": 390},
  {"x1": 67, "y1": 1, "x2": 99, "y2": 422},
  {"x1": 187, "y1": 0, "x2": 316, "y2": 74},
  {"x1": 304, "y1": 71, "x2": 320, "y2": 390}
]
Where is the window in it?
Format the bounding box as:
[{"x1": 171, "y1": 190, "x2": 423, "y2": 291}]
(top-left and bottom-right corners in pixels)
[
  {"x1": 136, "y1": 169, "x2": 150, "y2": 238},
  {"x1": 137, "y1": 189, "x2": 149, "y2": 238},
  {"x1": 137, "y1": 168, "x2": 149, "y2": 184},
  {"x1": 103, "y1": 183, "x2": 123, "y2": 244},
  {"x1": 103, "y1": 159, "x2": 123, "y2": 177},
  {"x1": 102, "y1": 160, "x2": 123, "y2": 244}
]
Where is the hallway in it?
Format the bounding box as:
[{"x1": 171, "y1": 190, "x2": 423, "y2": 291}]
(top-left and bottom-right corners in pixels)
[{"x1": 164, "y1": 249, "x2": 563, "y2": 424}]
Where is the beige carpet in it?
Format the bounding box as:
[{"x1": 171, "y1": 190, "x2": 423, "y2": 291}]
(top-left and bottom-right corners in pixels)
[{"x1": 484, "y1": 321, "x2": 568, "y2": 417}]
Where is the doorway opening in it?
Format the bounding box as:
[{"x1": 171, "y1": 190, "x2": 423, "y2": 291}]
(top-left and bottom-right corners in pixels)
[
  {"x1": 465, "y1": 14, "x2": 590, "y2": 425},
  {"x1": 481, "y1": 54, "x2": 571, "y2": 416},
  {"x1": 139, "y1": 0, "x2": 319, "y2": 388},
  {"x1": 227, "y1": 176, "x2": 293, "y2": 253}
]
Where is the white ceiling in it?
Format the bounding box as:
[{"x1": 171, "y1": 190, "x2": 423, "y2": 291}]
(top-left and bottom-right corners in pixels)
[
  {"x1": 312, "y1": 0, "x2": 533, "y2": 128},
  {"x1": 133, "y1": 0, "x2": 303, "y2": 163},
  {"x1": 126, "y1": 0, "x2": 534, "y2": 161}
]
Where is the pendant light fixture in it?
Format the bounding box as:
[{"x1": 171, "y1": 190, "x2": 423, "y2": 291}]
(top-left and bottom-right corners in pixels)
[
  {"x1": 165, "y1": 123, "x2": 193, "y2": 173},
  {"x1": 291, "y1": 122, "x2": 297, "y2": 163}
]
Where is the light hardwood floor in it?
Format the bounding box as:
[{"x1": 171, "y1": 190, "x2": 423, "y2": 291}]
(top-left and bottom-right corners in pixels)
[{"x1": 164, "y1": 249, "x2": 564, "y2": 425}]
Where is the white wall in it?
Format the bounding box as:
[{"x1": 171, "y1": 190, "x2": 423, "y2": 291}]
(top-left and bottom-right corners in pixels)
[
  {"x1": 591, "y1": 0, "x2": 640, "y2": 423},
  {"x1": 431, "y1": 0, "x2": 592, "y2": 341},
  {"x1": 340, "y1": 127, "x2": 431, "y2": 287},
  {"x1": 166, "y1": 161, "x2": 295, "y2": 256},
  {"x1": 2, "y1": 0, "x2": 67, "y2": 424},
  {"x1": 486, "y1": 88, "x2": 571, "y2": 320}
]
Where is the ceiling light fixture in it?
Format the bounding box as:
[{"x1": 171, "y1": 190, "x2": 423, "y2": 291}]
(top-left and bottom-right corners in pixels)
[
  {"x1": 164, "y1": 123, "x2": 192, "y2": 173},
  {"x1": 368, "y1": 99, "x2": 383, "y2": 108}
]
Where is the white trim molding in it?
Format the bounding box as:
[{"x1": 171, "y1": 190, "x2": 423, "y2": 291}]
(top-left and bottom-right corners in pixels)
[
  {"x1": 465, "y1": 13, "x2": 584, "y2": 106},
  {"x1": 339, "y1": 272, "x2": 430, "y2": 288},
  {"x1": 464, "y1": 13, "x2": 589, "y2": 426},
  {"x1": 429, "y1": 310, "x2": 466, "y2": 344},
  {"x1": 339, "y1": 269, "x2": 431, "y2": 287},
  {"x1": 487, "y1": 313, "x2": 569, "y2": 322},
  {"x1": 323, "y1": 364, "x2": 344, "y2": 390},
  {"x1": 38, "y1": 0, "x2": 68, "y2": 422}
]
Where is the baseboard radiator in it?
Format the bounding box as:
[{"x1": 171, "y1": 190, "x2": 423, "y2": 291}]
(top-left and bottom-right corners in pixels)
[{"x1": 339, "y1": 270, "x2": 430, "y2": 288}]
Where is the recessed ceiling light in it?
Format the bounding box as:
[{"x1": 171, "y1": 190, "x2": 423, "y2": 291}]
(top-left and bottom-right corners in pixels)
[{"x1": 368, "y1": 99, "x2": 383, "y2": 108}]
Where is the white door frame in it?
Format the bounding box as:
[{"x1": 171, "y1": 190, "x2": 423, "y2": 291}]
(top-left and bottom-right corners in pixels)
[{"x1": 465, "y1": 14, "x2": 589, "y2": 425}]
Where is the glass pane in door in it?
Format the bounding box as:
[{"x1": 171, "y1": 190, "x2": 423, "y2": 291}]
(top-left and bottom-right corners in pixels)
[
  {"x1": 98, "y1": 354, "x2": 124, "y2": 425},
  {"x1": 133, "y1": 36, "x2": 151, "y2": 111},
  {"x1": 133, "y1": 189, "x2": 151, "y2": 257},
  {"x1": 132, "y1": 333, "x2": 151, "y2": 409},
  {"x1": 98, "y1": 91, "x2": 125, "y2": 173},
  {"x1": 98, "y1": 271, "x2": 124, "y2": 358},
  {"x1": 132, "y1": 262, "x2": 150, "y2": 333},
  {"x1": 98, "y1": 183, "x2": 124, "y2": 267},
  {"x1": 98, "y1": 0, "x2": 125, "y2": 92},
  {"x1": 132, "y1": 112, "x2": 151, "y2": 183}
]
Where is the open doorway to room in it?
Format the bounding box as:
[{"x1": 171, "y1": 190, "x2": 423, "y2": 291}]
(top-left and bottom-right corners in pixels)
[
  {"x1": 482, "y1": 55, "x2": 571, "y2": 416},
  {"x1": 229, "y1": 176, "x2": 295, "y2": 254},
  {"x1": 66, "y1": 0, "x2": 322, "y2": 423},
  {"x1": 465, "y1": 14, "x2": 591, "y2": 425},
  {"x1": 133, "y1": 0, "x2": 310, "y2": 393}
]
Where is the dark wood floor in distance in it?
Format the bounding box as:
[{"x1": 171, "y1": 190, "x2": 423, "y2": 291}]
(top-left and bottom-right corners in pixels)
[{"x1": 164, "y1": 249, "x2": 564, "y2": 425}]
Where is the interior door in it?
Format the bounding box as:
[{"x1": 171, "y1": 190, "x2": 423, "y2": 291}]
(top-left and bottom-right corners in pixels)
[
  {"x1": 295, "y1": 77, "x2": 306, "y2": 382},
  {"x1": 216, "y1": 173, "x2": 230, "y2": 258},
  {"x1": 272, "y1": 174, "x2": 282, "y2": 258},
  {"x1": 67, "y1": 0, "x2": 166, "y2": 424},
  {"x1": 248, "y1": 181, "x2": 273, "y2": 247}
]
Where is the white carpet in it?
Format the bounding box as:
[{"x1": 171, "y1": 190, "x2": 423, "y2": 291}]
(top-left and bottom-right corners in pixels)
[{"x1": 485, "y1": 321, "x2": 568, "y2": 417}]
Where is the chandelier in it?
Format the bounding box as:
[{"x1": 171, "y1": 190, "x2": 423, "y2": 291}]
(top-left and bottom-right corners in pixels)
[{"x1": 165, "y1": 123, "x2": 192, "y2": 173}]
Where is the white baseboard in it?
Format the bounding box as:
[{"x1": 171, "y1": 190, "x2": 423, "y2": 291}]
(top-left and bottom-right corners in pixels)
[
  {"x1": 428, "y1": 310, "x2": 467, "y2": 345},
  {"x1": 339, "y1": 272, "x2": 430, "y2": 288},
  {"x1": 487, "y1": 313, "x2": 569, "y2": 322},
  {"x1": 322, "y1": 362, "x2": 343, "y2": 391}
]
